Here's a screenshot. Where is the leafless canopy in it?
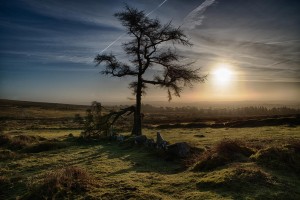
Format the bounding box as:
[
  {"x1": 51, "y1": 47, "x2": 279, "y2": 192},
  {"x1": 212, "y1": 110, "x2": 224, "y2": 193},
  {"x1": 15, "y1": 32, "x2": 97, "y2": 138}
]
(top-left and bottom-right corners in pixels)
[{"x1": 95, "y1": 6, "x2": 206, "y2": 101}]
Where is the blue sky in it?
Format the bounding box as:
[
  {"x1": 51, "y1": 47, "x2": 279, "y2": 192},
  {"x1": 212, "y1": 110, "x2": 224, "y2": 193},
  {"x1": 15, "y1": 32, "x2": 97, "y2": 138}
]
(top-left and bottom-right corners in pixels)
[{"x1": 0, "y1": 0, "x2": 299, "y2": 104}]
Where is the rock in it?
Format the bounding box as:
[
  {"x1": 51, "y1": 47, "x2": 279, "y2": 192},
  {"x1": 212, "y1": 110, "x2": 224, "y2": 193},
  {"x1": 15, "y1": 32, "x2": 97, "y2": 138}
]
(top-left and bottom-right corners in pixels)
[
  {"x1": 156, "y1": 132, "x2": 164, "y2": 144},
  {"x1": 167, "y1": 142, "x2": 191, "y2": 158},
  {"x1": 135, "y1": 135, "x2": 147, "y2": 145},
  {"x1": 146, "y1": 139, "x2": 156, "y2": 147},
  {"x1": 68, "y1": 133, "x2": 74, "y2": 137},
  {"x1": 156, "y1": 132, "x2": 168, "y2": 149},
  {"x1": 116, "y1": 134, "x2": 124, "y2": 142}
]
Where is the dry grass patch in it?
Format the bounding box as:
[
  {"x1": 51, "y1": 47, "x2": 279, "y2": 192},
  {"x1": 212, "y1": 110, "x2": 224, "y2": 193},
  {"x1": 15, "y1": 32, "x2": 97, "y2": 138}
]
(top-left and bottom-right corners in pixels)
[
  {"x1": 24, "y1": 140, "x2": 68, "y2": 153},
  {"x1": 0, "y1": 133, "x2": 11, "y2": 145},
  {"x1": 197, "y1": 167, "x2": 274, "y2": 189},
  {"x1": 0, "y1": 133, "x2": 47, "y2": 150},
  {"x1": 0, "y1": 149, "x2": 17, "y2": 160},
  {"x1": 193, "y1": 139, "x2": 254, "y2": 171},
  {"x1": 251, "y1": 140, "x2": 300, "y2": 174},
  {"x1": 195, "y1": 165, "x2": 300, "y2": 200},
  {"x1": 24, "y1": 166, "x2": 96, "y2": 199}
]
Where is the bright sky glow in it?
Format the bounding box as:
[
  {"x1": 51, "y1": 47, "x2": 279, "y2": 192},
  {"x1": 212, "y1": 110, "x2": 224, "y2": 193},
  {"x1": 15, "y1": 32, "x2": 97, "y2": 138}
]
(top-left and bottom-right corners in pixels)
[{"x1": 213, "y1": 63, "x2": 233, "y2": 86}]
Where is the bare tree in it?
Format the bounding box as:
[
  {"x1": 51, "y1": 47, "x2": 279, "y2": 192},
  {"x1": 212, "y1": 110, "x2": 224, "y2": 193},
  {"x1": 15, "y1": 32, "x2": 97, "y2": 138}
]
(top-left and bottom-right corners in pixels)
[{"x1": 95, "y1": 6, "x2": 206, "y2": 136}]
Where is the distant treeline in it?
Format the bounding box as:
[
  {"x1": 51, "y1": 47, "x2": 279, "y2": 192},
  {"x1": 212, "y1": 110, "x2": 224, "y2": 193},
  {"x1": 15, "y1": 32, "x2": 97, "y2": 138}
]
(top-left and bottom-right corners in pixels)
[{"x1": 139, "y1": 104, "x2": 300, "y2": 117}]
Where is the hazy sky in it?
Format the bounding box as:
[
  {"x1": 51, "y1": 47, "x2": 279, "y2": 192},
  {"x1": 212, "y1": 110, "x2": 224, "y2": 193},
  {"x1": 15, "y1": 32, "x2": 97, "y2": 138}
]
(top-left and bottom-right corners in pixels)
[{"x1": 0, "y1": 0, "x2": 299, "y2": 104}]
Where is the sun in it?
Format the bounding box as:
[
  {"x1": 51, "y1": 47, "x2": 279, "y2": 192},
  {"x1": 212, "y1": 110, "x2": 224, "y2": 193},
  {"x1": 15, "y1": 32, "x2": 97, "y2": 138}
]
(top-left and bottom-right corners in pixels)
[{"x1": 212, "y1": 63, "x2": 233, "y2": 85}]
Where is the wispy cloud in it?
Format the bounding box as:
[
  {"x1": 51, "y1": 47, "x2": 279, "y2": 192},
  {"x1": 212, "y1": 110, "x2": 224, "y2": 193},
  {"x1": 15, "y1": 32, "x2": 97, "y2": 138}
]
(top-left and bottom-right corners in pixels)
[
  {"x1": 183, "y1": 0, "x2": 216, "y2": 30},
  {"x1": 21, "y1": 0, "x2": 122, "y2": 28}
]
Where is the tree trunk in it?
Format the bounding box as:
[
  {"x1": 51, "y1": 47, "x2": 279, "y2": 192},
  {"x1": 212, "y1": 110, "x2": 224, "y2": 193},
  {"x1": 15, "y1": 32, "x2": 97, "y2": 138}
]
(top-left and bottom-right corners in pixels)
[{"x1": 132, "y1": 76, "x2": 142, "y2": 135}]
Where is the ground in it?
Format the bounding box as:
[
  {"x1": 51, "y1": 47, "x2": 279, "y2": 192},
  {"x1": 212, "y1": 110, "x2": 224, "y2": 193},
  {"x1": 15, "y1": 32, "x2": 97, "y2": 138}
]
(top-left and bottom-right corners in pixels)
[{"x1": 0, "y1": 100, "x2": 300, "y2": 199}]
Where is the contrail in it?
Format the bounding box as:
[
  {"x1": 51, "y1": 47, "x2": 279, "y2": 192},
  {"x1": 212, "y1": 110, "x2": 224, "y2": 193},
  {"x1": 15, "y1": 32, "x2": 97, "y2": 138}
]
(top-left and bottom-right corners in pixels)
[
  {"x1": 100, "y1": 0, "x2": 168, "y2": 53},
  {"x1": 146, "y1": 0, "x2": 168, "y2": 16},
  {"x1": 100, "y1": 33, "x2": 126, "y2": 54}
]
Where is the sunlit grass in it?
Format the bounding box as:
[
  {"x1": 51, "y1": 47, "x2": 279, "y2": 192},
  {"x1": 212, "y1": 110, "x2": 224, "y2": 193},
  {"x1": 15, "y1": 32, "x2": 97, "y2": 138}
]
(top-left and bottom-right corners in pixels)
[{"x1": 142, "y1": 126, "x2": 300, "y2": 147}]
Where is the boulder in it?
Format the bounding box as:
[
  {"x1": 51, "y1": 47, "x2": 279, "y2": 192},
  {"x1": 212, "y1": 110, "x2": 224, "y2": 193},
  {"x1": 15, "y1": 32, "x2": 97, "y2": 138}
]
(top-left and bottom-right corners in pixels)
[
  {"x1": 116, "y1": 134, "x2": 124, "y2": 142},
  {"x1": 135, "y1": 135, "x2": 147, "y2": 145},
  {"x1": 167, "y1": 142, "x2": 191, "y2": 158},
  {"x1": 146, "y1": 138, "x2": 156, "y2": 147},
  {"x1": 156, "y1": 132, "x2": 164, "y2": 144}
]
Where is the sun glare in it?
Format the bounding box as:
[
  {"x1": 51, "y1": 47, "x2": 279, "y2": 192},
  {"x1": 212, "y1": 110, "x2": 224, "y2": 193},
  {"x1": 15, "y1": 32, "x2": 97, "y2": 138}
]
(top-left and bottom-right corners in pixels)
[{"x1": 212, "y1": 63, "x2": 233, "y2": 85}]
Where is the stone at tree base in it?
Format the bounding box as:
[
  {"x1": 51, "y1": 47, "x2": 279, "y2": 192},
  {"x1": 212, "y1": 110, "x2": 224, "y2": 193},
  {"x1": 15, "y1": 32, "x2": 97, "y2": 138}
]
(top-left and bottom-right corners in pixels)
[
  {"x1": 167, "y1": 142, "x2": 191, "y2": 158},
  {"x1": 134, "y1": 135, "x2": 147, "y2": 145},
  {"x1": 156, "y1": 132, "x2": 168, "y2": 149},
  {"x1": 156, "y1": 132, "x2": 164, "y2": 144}
]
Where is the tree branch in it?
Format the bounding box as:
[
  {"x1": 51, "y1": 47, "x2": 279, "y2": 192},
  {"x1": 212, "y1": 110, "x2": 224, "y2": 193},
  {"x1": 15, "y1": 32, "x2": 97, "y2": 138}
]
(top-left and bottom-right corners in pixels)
[{"x1": 94, "y1": 54, "x2": 138, "y2": 77}]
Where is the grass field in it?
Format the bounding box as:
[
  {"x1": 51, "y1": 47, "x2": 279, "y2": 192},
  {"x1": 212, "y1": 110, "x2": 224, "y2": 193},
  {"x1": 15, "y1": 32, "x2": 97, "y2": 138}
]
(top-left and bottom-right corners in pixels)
[{"x1": 1, "y1": 100, "x2": 300, "y2": 199}]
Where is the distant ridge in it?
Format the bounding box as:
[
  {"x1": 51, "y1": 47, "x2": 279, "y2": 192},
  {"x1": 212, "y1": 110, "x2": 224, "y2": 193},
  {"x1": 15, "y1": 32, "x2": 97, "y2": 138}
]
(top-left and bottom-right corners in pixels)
[
  {"x1": 0, "y1": 99, "x2": 88, "y2": 109},
  {"x1": 1, "y1": 99, "x2": 299, "y2": 109}
]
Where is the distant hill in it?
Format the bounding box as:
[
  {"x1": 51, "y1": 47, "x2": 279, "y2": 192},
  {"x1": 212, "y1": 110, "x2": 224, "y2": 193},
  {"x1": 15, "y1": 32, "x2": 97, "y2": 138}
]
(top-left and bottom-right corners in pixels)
[
  {"x1": 0, "y1": 99, "x2": 88, "y2": 110},
  {"x1": 1, "y1": 99, "x2": 300, "y2": 109}
]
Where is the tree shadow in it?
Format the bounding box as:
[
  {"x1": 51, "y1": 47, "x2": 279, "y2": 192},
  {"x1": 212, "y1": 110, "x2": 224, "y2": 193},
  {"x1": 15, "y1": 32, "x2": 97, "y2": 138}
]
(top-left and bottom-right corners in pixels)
[{"x1": 66, "y1": 139, "x2": 183, "y2": 175}]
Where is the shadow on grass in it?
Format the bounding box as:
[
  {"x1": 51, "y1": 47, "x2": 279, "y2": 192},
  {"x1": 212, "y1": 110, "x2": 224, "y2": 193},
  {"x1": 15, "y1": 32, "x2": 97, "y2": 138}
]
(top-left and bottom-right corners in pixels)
[
  {"x1": 17, "y1": 136, "x2": 182, "y2": 175},
  {"x1": 74, "y1": 139, "x2": 183, "y2": 175},
  {"x1": 105, "y1": 146, "x2": 183, "y2": 175}
]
